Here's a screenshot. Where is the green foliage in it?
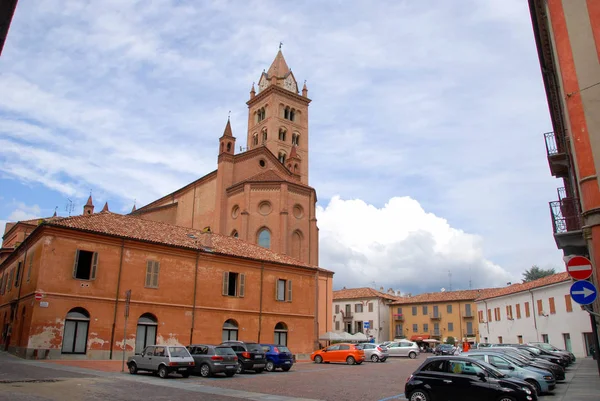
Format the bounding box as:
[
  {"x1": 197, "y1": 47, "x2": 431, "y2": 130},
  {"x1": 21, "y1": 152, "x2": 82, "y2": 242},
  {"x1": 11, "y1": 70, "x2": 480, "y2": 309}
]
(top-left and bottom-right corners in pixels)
[
  {"x1": 522, "y1": 265, "x2": 556, "y2": 283},
  {"x1": 445, "y1": 336, "x2": 455, "y2": 345}
]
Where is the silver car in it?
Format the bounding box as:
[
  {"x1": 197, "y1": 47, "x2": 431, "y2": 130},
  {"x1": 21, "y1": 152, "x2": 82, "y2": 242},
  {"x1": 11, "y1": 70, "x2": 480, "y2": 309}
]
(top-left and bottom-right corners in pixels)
[
  {"x1": 386, "y1": 340, "x2": 420, "y2": 359},
  {"x1": 359, "y1": 343, "x2": 389, "y2": 362},
  {"x1": 127, "y1": 345, "x2": 195, "y2": 378}
]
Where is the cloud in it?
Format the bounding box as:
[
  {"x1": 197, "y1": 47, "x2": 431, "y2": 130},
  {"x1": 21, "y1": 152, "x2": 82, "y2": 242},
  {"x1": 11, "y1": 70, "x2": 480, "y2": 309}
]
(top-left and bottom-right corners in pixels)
[
  {"x1": 0, "y1": 202, "x2": 42, "y2": 237},
  {"x1": 318, "y1": 196, "x2": 514, "y2": 293}
]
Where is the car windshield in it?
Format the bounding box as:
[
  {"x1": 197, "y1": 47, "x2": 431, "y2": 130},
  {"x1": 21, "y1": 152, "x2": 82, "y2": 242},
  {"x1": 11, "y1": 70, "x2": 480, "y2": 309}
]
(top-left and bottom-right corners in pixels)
[
  {"x1": 277, "y1": 346, "x2": 291, "y2": 353},
  {"x1": 247, "y1": 344, "x2": 263, "y2": 353},
  {"x1": 169, "y1": 347, "x2": 189, "y2": 357},
  {"x1": 502, "y1": 354, "x2": 525, "y2": 367},
  {"x1": 215, "y1": 347, "x2": 236, "y2": 356}
]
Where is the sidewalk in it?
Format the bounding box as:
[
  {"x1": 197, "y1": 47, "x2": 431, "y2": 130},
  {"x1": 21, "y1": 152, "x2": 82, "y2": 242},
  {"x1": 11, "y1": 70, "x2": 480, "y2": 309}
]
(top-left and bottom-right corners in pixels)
[{"x1": 553, "y1": 357, "x2": 600, "y2": 401}]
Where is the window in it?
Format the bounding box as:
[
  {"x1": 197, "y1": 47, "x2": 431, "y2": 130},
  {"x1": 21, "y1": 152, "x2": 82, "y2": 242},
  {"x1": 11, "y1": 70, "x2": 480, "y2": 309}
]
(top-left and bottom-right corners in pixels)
[
  {"x1": 355, "y1": 304, "x2": 363, "y2": 313},
  {"x1": 72, "y1": 250, "x2": 98, "y2": 280},
  {"x1": 231, "y1": 230, "x2": 239, "y2": 238},
  {"x1": 257, "y1": 107, "x2": 266, "y2": 122},
  {"x1": 274, "y1": 322, "x2": 288, "y2": 346},
  {"x1": 262, "y1": 129, "x2": 267, "y2": 143},
  {"x1": 222, "y1": 272, "x2": 245, "y2": 297},
  {"x1": 222, "y1": 319, "x2": 238, "y2": 342},
  {"x1": 466, "y1": 322, "x2": 473, "y2": 335},
  {"x1": 258, "y1": 228, "x2": 271, "y2": 249},
  {"x1": 549, "y1": 297, "x2": 556, "y2": 314},
  {"x1": 27, "y1": 251, "x2": 34, "y2": 282},
  {"x1": 516, "y1": 304, "x2": 521, "y2": 319},
  {"x1": 489, "y1": 355, "x2": 511, "y2": 370},
  {"x1": 433, "y1": 305, "x2": 439, "y2": 317},
  {"x1": 506, "y1": 305, "x2": 513, "y2": 319},
  {"x1": 135, "y1": 313, "x2": 157, "y2": 354},
  {"x1": 345, "y1": 304, "x2": 351, "y2": 314},
  {"x1": 278, "y1": 152, "x2": 286, "y2": 164},
  {"x1": 284, "y1": 107, "x2": 290, "y2": 120},
  {"x1": 396, "y1": 307, "x2": 402, "y2": 314},
  {"x1": 494, "y1": 307, "x2": 500, "y2": 321},
  {"x1": 355, "y1": 321, "x2": 363, "y2": 333},
  {"x1": 517, "y1": 335, "x2": 523, "y2": 344},
  {"x1": 525, "y1": 302, "x2": 531, "y2": 317},
  {"x1": 412, "y1": 324, "x2": 418, "y2": 333},
  {"x1": 395, "y1": 324, "x2": 403, "y2": 337},
  {"x1": 433, "y1": 322, "x2": 439, "y2": 334},
  {"x1": 447, "y1": 359, "x2": 486, "y2": 376},
  {"x1": 62, "y1": 307, "x2": 90, "y2": 354},
  {"x1": 498, "y1": 336, "x2": 503, "y2": 344},
  {"x1": 447, "y1": 304, "x2": 452, "y2": 314},
  {"x1": 291, "y1": 132, "x2": 299, "y2": 145},
  {"x1": 335, "y1": 305, "x2": 340, "y2": 314},
  {"x1": 368, "y1": 302, "x2": 373, "y2": 312},
  {"x1": 423, "y1": 323, "x2": 429, "y2": 332},
  {"x1": 276, "y1": 279, "x2": 292, "y2": 302},
  {"x1": 563, "y1": 333, "x2": 572, "y2": 352},
  {"x1": 422, "y1": 305, "x2": 428, "y2": 315},
  {"x1": 565, "y1": 295, "x2": 573, "y2": 312},
  {"x1": 145, "y1": 261, "x2": 160, "y2": 288},
  {"x1": 290, "y1": 109, "x2": 295, "y2": 121},
  {"x1": 253, "y1": 133, "x2": 258, "y2": 146},
  {"x1": 465, "y1": 304, "x2": 472, "y2": 316},
  {"x1": 537, "y1": 299, "x2": 544, "y2": 316},
  {"x1": 278, "y1": 128, "x2": 286, "y2": 141},
  {"x1": 335, "y1": 321, "x2": 340, "y2": 330},
  {"x1": 448, "y1": 322, "x2": 454, "y2": 331},
  {"x1": 542, "y1": 334, "x2": 549, "y2": 343},
  {"x1": 487, "y1": 309, "x2": 492, "y2": 322},
  {"x1": 15, "y1": 261, "x2": 22, "y2": 287},
  {"x1": 412, "y1": 306, "x2": 417, "y2": 316},
  {"x1": 8, "y1": 268, "x2": 14, "y2": 291}
]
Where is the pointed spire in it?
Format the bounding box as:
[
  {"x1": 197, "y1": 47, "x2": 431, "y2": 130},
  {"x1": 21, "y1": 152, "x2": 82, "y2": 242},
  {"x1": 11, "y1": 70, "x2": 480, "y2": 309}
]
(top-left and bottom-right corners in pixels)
[
  {"x1": 83, "y1": 194, "x2": 95, "y2": 215},
  {"x1": 86, "y1": 195, "x2": 94, "y2": 206},
  {"x1": 289, "y1": 145, "x2": 299, "y2": 159},
  {"x1": 222, "y1": 118, "x2": 233, "y2": 137},
  {"x1": 302, "y1": 80, "x2": 308, "y2": 97},
  {"x1": 101, "y1": 202, "x2": 109, "y2": 212},
  {"x1": 267, "y1": 49, "x2": 290, "y2": 78},
  {"x1": 52, "y1": 210, "x2": 57, "y2": 217},
  {"x1": 131, "y1": 204, "x2": 137, "y2": 213}
]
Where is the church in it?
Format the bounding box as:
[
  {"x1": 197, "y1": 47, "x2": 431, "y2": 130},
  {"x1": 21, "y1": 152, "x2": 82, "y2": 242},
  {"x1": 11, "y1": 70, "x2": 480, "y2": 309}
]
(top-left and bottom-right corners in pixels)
[{"x1": 0, "y1": 51, "x2": 334, "y2": 360}]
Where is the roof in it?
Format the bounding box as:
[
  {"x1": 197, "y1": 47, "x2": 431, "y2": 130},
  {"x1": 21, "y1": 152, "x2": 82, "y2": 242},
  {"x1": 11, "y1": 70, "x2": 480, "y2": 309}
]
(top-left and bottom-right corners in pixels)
[
  {"x1": 390, "y1": 288, "x2": 497, "y2": 305},
  {"x1": 267, "y1": 50, "x2": 290, "y2": 78},
  {"x1": 476, "y1": 272, "x2": 570, "y2": 301},
  {"x1": 37, "y1": 211, "x2": 330, "y2": 272},
  {"x1": 0, "y1": 0, "x2": 18, "y2": 56},
  {"x1": 333, "y1": 287, "x2": 399, "y2": 301},
  {"x1": 243, "y1": 169, "x2": 288, "y2": 183}
]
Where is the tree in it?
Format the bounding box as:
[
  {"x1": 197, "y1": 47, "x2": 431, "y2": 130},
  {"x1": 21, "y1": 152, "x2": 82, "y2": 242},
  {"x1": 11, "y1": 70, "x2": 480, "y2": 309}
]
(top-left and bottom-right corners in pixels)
[
  {"x1": 522, "y1": 265, "x2": 556, "y2": 282},
  {"x1": 445, "y1": 336, "x2": 455, "y2": 345}
]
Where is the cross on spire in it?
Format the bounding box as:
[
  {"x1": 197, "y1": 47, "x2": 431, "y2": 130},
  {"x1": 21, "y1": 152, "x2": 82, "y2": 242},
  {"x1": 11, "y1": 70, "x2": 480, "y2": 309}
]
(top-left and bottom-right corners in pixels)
[{"x1": 279, "y1": 41, "x2": 283, "y2": 50}]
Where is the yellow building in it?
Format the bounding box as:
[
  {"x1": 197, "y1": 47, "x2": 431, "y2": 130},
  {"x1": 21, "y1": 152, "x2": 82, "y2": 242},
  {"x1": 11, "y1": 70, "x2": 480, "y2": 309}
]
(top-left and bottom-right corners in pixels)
[{"x1": 389, "y1": 289, "x2": 494, "y2": 345}]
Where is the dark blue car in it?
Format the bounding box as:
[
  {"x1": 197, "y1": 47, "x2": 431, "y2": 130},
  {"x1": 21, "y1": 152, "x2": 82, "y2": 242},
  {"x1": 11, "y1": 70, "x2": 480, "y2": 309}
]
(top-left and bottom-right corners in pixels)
[{"x1": 260, "y1": 344, "x2": 294, "y2": 372}]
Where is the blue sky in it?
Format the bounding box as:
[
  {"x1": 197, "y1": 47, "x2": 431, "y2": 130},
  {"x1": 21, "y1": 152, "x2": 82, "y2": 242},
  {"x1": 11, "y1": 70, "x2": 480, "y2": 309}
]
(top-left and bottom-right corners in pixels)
[{"x1": 0, "y1": 0, "x2": 564, "y2": 294}]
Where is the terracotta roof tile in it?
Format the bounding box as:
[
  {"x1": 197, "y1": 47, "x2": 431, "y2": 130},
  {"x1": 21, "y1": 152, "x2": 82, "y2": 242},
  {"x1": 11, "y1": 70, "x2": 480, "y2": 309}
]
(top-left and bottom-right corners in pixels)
[
  {"x1": 476, "y1": 272, "x2": 570, "y2": 301},
  {"x1": 244, "y1": 169, "x2": 288, "y2": 183},
  {"x1": 333, "y1": 287, "x2": 399, "y2": 301},
  {"x1": 43, "y1": 212, "x2": 330, "y2": 273},
  {"x1": 390, "y1": 288, "x2": 498, "y2": 305}
]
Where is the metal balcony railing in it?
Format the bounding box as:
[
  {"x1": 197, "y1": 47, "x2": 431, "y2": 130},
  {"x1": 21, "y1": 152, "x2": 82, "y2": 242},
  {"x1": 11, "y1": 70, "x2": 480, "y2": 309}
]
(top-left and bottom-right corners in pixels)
[
  {"x1": 463, "y1": 311, "x2": 474, "y2": 318},
  {"x1": 342, "y1": 312, "x2": 353, "y2": 321},
  {"x1": 549, "y1": 197, "x2": 582, "y2": 234},
  {"x1": 430, "y1": 313, "x2": 442, "y2": 320},
  {"x1": 432, "y1": 330, "x2": 441, "y2": 336},
  {"x1": 544, "y1": 131, "x2": 566, "y2": 156},
  {"x1": 393, "y1": 314, "x2": 405, "y2": 321}
]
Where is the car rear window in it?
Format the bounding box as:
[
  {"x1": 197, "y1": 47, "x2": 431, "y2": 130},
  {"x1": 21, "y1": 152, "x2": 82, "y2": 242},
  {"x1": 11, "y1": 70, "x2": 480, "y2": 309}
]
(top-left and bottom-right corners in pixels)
[
  {"x1": 215, "y1": 347, "x2": 236, "y2": 356},
  {"x1": 277, "y1": 346, "x2": 291, "y2": 353},
  {"x1": 169, "y1": 346, "x2": 190, "y2": 357},
  {"x1": 247, "y1": 343, "x2": 263, "y2": 353}
]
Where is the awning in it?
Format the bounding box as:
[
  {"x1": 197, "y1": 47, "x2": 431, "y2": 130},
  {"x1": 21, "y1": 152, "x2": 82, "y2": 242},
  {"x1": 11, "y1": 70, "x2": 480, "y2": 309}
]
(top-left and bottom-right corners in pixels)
[{"x1": 410, "y1": 335, "x2": 431, "y2": 341}]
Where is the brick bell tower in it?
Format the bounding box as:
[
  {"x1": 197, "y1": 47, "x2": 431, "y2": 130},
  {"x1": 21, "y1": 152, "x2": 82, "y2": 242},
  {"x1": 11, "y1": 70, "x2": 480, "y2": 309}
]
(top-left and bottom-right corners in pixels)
[{"x1": 246, "y1": 48, "x2": 311, "y2": 185}]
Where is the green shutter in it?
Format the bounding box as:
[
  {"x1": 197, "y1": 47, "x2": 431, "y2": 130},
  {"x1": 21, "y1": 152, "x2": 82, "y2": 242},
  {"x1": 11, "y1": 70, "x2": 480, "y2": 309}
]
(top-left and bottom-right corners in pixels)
[{"x1": 287, "y1": 280, "x2": 292, "y2": 302}]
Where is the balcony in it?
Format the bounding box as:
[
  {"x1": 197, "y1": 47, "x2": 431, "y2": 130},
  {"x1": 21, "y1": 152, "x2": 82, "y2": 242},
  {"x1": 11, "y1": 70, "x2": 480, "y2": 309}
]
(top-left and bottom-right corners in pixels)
[
  {"x1": 544, "y1": 131, "x2": 569, "y2": 178},
  {"x1": 463, "y1": 312, "x2": 474, "y2": 319},
  {"x1": 342, "y1": 312, "x2": 353, "y2": 321},
  {"x1": 393, "y1": 313, "x2": 405, "y2": 321},
  {"x1": 549, "y1": 193, "x2": 586, "y2": 250},
  {"x1": 432, "y1": 330, "x2": 441, "y2": 337},
  {"x1": 429, "y1": 313, "x2": 442, "y2": 320}
]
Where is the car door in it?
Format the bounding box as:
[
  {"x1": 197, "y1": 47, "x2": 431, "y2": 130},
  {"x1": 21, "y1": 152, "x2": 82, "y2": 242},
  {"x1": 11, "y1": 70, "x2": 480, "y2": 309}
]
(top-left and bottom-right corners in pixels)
[
  {"x1": 338, "y1": 344, "x2": 351, "y2": 362},
  {"x1": 445, "y1": 359, "x2": 492, "y2": 401},
  {"x1": 399, "y1": 342, "x2": 412, "y2": 356},
  {"x1": 139, "y1": 346, "x2": 153, "y2": 370},
  {"x1": 152, "y1": 346, "x2": 167, "y2": 371},
  {"x1": 323, "y1": 345, "x2": 339, "y2": 362},
  {"x1": 487, "y1": 354, "x2": 518, "y2": 379},
  {"x1": 417, "y1": 359, "x2": 452, "y2": 400},
  {"x1": 387, "y1": 343, "x2": 401, "y2": 355}
]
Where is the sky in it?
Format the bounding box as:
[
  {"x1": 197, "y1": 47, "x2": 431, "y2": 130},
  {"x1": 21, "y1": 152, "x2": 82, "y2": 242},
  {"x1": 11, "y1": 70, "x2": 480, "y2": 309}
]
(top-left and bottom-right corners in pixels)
[{"x1": 0, "y1": 0, "x2": 565, "y2": 295}]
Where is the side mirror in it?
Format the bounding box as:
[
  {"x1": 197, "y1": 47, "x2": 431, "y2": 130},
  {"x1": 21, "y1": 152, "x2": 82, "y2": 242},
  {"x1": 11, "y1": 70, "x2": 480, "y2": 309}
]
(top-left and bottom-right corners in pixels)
[
  {"x1": 477, "y1": 372, "x2": 487, "y2": 381},
  {"x1": 508, "y1": 366, "x2": 515, "y2": 370}
]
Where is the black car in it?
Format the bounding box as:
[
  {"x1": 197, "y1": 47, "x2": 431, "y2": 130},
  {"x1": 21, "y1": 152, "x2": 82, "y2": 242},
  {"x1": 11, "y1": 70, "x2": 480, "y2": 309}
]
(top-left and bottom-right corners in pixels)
[
  {"x1": 434, "y1": 344, "x2": 455, "y2": 355},
  {"x1": 220, "y1": 340, "x2": 267, "y2": 374},
  {"x1": 519, "y1": 345, "x2": 569, "y2": 367},
  {"x1": 495, "y1": 347, "x2": 566, "y2": 381},
  {"x1": 405, "y1": 356, "x2": 537, "y2": 401}
]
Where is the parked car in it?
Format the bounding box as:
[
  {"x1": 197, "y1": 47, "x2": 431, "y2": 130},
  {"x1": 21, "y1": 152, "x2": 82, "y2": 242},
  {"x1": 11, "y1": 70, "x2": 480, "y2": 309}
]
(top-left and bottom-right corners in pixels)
[
  {"x1": 387, "y1": 340, "x2": 420, "y2": 359},
  {"x1": 487, "y1": 346, "x2": 566, "y2": 381},
  {"x1": 359, "y1": 343, "x2": 389, "y2": 362},
  {"x1": 311, "y1": 343, "x2": 365, "y2": 365},
  {"x1": 520, "y1": 345, "x2": 569, "y2": 367},
  {"x1": 528, "y1": 342, "x2": 576, "y2": 363},
  {"x1": 434, "y1": 344, "x2": 456, "y2": 355},
  {"x1": 260, "y1": 344, "x2": 294, "y2": 372},
  {"x1": 220, "y1": 340, "x2": 267, "y2": 374},
  {"x1": 464, "y1": 351, "x2": 555, "y2": 395},
  {"x1": 127, "y1": 345, "x2": 195, "y2": 378},
  {"x1": 186, "y1": 344, "x2": 238, "y2": 377},
  {"x1": 405, "y1": 356, "x2": 538, "y2": 401}
]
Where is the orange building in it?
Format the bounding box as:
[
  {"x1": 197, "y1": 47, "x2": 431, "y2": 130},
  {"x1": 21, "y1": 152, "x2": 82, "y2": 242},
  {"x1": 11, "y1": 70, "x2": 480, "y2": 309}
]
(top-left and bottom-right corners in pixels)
[
  {"x1": 0, "y1": 50, "x2": 333, "y2": 359},
  {"x1": 529, "y1": 1, "x2": 600, "y2": 346}
]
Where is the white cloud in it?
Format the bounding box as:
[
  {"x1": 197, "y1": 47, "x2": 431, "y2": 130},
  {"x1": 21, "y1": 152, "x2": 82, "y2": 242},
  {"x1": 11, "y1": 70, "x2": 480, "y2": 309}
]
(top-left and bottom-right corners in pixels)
[{"x1": 318, "y1": 196, "x2": 514, "y2": 293}]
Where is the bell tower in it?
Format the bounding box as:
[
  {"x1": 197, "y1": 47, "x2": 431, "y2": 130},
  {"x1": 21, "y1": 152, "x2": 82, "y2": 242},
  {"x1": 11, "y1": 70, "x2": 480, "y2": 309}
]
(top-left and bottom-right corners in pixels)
[{"x1": 246, "y1": 49, "x2": 311, "y2": 184}]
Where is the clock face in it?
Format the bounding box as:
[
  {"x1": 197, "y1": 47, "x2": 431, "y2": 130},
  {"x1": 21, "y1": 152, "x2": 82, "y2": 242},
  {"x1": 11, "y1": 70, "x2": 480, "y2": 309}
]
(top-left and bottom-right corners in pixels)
[
  {"x1": 259, "y1": 77, "x2": 269, "y2": 92},
  {"x1": 284, "y1": 76, "x2": 297, "y2": 92}
]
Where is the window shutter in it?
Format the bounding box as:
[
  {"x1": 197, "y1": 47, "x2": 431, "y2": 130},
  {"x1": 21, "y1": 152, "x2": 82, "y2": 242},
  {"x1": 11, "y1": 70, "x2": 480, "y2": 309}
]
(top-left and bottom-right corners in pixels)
[
  {"x1": 72, "y1": 249, "x2": 80, "y2": 278},
  {"x1": 90, "y1": 252, "x2": 99, "y2": 280},
  {"x1": 275, "y1": 279, "x2": 279, "y2": 300},
  {"x1": 152, "y1": 261, "x2": 160, "y2": 288},
  {"x1": 222, "y1": 272, "x2": 229, "y2": 296},
  {"x1": 287, "y1": 280, "x2": 292, "y2": 302},
  {"x1": 369, "y1": 320, "x2": 373, "y2": 329},
  {"x1": 239, "y1": 274, "x2": 245, "y2": 297},
  {"x1": 0, "y1": 274, "x2": 4, "y2": 295},
  {"x1": 146, "y1": 261, "x2": 153, "y2": 287}
]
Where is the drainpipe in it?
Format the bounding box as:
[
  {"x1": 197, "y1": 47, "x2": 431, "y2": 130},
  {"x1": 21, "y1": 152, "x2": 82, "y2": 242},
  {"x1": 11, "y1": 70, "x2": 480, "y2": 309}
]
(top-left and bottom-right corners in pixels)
[
  {"x1": 257, "y1": 263, "x2": 264, "y2": 343},
  {"x1": 483, "y1": 300, "x2": 489, "y2": 340},
  {"x1": 109, "y1": 239, "x2": 125, "y2": 360},
  {"x1": 189, "y1": 250, "x2": 199, "y2": 345},
  {"x1": 458, "y1": 301, "x2": 463, "y2": 342},
  {"x1": 314, "y1": 271, "x2": 319, "y2": 349},
  {"x1": 528, "y1": 289, "x2": 539, "y2": 341}
]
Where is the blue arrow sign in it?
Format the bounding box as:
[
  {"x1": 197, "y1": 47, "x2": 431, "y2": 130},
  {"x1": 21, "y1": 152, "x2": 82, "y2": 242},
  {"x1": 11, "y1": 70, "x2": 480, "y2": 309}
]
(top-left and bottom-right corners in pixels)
[
  {"x1": 363, "y1": 322, "x2": 370, "y2": 329},
  {"x1": 570, "y1": 280, "x2": 597, "y2": 305}
]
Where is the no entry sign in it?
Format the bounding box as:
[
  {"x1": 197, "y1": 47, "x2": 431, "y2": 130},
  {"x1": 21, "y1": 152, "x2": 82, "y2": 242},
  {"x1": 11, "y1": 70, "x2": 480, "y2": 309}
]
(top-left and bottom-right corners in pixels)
[
  {"x1": 34, "y1": 293, "x2": 43, "y2": 301},
  {"x1": 566, "y1": 256, "x2": 593, "y2": 280}
]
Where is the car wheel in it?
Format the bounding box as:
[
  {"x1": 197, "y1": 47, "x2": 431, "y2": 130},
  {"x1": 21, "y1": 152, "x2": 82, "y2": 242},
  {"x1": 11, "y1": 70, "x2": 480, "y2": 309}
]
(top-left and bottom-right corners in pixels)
[
  {"x1": 380, "y1": 358, "x2": 387, "y2": 362},
  {"x1": 496, "y1": 397, "x2": 516, "y2": 401},
  {"x1": 346, "y1": 356, "x2": 356, "y2": 365},
  {"x1": 200, "y1": 363, "x2": 212, "y2": 378},
  {"x1": 409, "y1": 352, "x2": 417, "y2": 359},
  {"x1": 255, "y1": 368, "x2": 264, "y2": 373},
  {"x1": 409, "y1": 390, "x2": 430, "y2": 401},
  {"x1": 236, "y1": 362, "x2": 243, "y2": 374},
  {"x1": 281, "y1": 366, "x2": 291, "y2": 372},
  {"x1": 525, "y1": 379, "x2": 542, "y2": 395},
  {"x1": 181, "y1": 371, "x2": 190, "y2": 378},
  {"x1": 314, "y1": 355, "x2": 323, "y2": 364},
  {"x1": 225, "y1": 372, "x2": 235, "y2": 377},
  {"x1": 371, "y1": 355, "x2": 379, "y2": 362},
  {"x1": 128, "y1": 362, "x2": 137, "y2": 375},
  {"x1": 158, "y1": 365, "x2": 168, "y2": 379},
  {"x1": 266, "y1": 361, "x2": 275, "y2": 372}
]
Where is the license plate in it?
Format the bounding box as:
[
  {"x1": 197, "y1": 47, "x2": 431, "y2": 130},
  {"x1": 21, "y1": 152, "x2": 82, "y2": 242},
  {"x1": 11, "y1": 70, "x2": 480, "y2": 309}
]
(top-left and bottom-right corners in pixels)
[
  {"x1": 255, "y1": 355, "x2": 262, "y2": 359},
  {"x1": 254, "y1": 364, "x2": 265, "y2": 368},
  {"x1": 178, "y1": 368, "x2": 187, "y2": 371},
  {"x1": 226, "y1": 365, "x2": 235, "y2": 369},
  {"x1": 284, "y1": 361, "x2": 291, "y2": 364}
]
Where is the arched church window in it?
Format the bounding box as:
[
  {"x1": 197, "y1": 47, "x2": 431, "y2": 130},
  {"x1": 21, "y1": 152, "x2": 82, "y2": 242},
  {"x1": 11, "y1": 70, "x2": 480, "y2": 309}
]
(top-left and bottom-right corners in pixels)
[
  {"x1": 258, "y1": 228, "x2": 271, "y2": 249},
  {"x1": 253, "y1": 133, "x2": 259, "y2": 147},
  {"x1": 262, "y1": 128, "x2": 267, "y2": 143},
  {"x1": 278, "y1": 152, "x2": 286, "y2": 164},
  {"x1": 257, "y1": 107, "x2": 266, "y2": 122},
  {"x1": 290, "y1": 109, "x2": 295, "y2": 122},
  {"x1": 284, "y1": 107, "x2": 290, "y2": 120},
  {"x1": 231, "y1": 230, "x2": 239, "y2": 238},
  {"x1": 226, "y1": 142, "x2": 232, "y2": 152},
  {"x1": 278, "y1": 128, "x2": 286, "y2": 142},
  {"x1": 292, "y1": 133, "x2": 300, "y2": 146}
]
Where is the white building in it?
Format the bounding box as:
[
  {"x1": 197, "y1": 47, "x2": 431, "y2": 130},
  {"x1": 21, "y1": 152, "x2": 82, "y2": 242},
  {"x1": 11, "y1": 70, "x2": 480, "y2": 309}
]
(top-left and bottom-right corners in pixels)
[
  {"x1": 332, "y1": 287, "x2": 398, "y2": 343},
  {"x1": 476, "y1": 272, "x2": 594, "y2": 358}
]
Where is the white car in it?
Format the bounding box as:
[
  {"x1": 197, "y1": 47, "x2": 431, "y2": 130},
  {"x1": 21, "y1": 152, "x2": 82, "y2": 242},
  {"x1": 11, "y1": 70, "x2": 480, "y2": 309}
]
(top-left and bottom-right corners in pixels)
[{"x1": 386, "y1": 341, "x2": 420, "y2": 359}]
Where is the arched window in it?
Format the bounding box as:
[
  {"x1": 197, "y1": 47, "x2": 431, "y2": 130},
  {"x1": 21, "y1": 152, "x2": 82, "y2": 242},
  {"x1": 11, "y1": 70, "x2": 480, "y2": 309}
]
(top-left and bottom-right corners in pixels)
[
  {"x1": 257, "y1": 107, "x2": 266, "y2": 122},
  {"x1": 62, "y1": 307, "x2": 90, "y2": 354},
  {"x1": 284, "y1": 107, "x2": 290, "y2": 120},
  {"x1": 278, "y1": 152, "x2": 286, "y2": 164},
  {"x1": 278, "y1": 128, "x2": 286, "y2": 141},
  {"x1": 231, "y1": 230, "x2": 239, "y2": 238},
  {"x1": 290, "y1": 109, "x2": 295, "y2": 122},
  {"x1": 253, "y1": 133, "x2": 258, "y2": 146},
  {"x1": 292, "y1": 231, "x2": 302, "y2": 260},
  {"x1": 262, "y1": 128, "x2": 267, "y2": 143},
  {"x1": 135, "y1": 313, "x2": 157, "y2": 354},
  {"x1": 258, "y1": 228, "x2": 271, "y2": 249},
  {"x1": 222, "y1": 319, "x2": 238, "y2": 342},
  {"x1": 274, "y1": 322, "x2": 288, "y2": 346},
  {"x1": 226, "y1": 142, "x2": 232, "y2": 152},
  {"x1": 292, "y1": 133, "x2": 300, "y2": 146}
]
